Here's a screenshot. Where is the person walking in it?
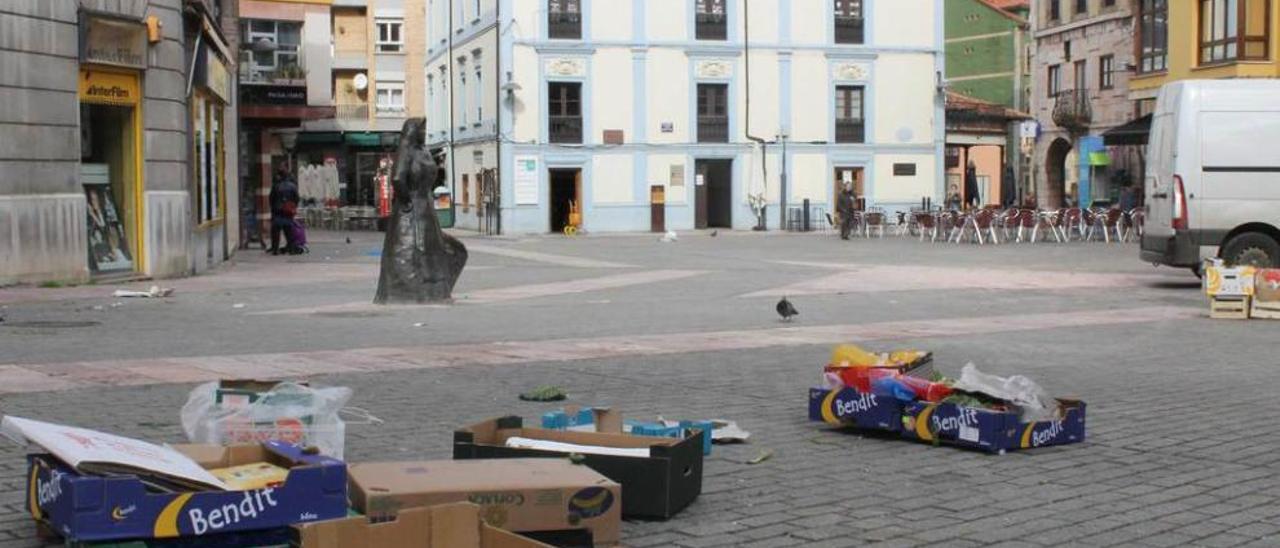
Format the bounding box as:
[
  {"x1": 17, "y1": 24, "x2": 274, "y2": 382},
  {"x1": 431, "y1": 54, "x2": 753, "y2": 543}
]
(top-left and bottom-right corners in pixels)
[
  {"x1": 268, "y1": 166, "x2": 300, "y2": 255},
  {"x1": 836, "y1": 182, "x2": 856, "y2": 240}
]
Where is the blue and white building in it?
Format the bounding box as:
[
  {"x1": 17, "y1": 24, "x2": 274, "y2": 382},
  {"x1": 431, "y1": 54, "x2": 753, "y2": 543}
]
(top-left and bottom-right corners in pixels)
[{"x1": 427, "y1": 0, "x2": 945, "y2": 234}]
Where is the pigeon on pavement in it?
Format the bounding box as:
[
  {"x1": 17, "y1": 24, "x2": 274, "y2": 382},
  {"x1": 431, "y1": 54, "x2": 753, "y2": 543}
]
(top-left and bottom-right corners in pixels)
[
  {"x1": 776, "y1": 296, "x2": 798, "y2": 322},
  {"x1": 710, "y1": 230, "x2": 718, "y2": 237}
]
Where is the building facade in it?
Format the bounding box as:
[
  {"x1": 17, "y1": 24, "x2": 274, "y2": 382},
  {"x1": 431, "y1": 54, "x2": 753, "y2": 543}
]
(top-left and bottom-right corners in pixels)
[
  {"x1": 944, "y1": 0, "x2": 1031, "y2": 206},
  {"x1": 1030, "y1": 0, "x2": 1139, "y2": 209},
  {"x1": 429, "y1": 0, "x2": 945, "y2": 235},
  {"x1": 1, "y1": 0, "x2": 237, "y2": 285},
  {"x1": 1129, "y1": 0, "x2": 1280, "y2": 109}
]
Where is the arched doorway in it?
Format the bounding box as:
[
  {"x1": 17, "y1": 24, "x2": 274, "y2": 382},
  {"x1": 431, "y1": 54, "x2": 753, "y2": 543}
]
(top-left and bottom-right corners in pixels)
[{"x1": 1044, "y1": 138, "x2": 1073, "y2": 208}]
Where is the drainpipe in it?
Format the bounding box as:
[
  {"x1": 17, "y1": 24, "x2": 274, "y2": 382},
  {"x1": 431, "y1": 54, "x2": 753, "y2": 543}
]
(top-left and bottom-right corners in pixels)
[
  {"x1": 743, "y1": 0, "x2": 770, "y2": 231},
  {"x1": 494, "y1": 1, "x2": 502, "y2": 235},
  {"x1": 447, "y1": 0, "x2": 457, "y2": 216}
]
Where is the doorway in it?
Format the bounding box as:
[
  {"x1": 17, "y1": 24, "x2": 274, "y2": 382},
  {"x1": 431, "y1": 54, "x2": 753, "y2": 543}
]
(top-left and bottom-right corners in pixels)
[
  {"x1": 694, "y1": 159, "x2": 733, "y2": 229},
  {"x1": 549, "y1": 168, "x2": 581, "y2": 233},
  {"x1": 81, "y1": 103, "x2": 140, "y2": 276},
  {"x1": 833, "y1": 167, "x2": 865, "y2": 210},
  {"x1": 1045, "y1": 138, "x2": 1073, "y2": 208}
]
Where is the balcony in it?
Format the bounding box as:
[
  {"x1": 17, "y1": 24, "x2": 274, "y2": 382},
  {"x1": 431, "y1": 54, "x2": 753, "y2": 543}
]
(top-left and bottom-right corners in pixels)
[
  {"x1": 336, "y1": 104, "x2": 369, "y2": 120},
  {"x1": 1052, "y1": 89, "x2": 1093, "y2": 133},
  {"x1": 240, "y1": 64, "x2": 307, "y2": 86},
  {"x1": 696, "y1": 14, "x2": 727, "y2": 40},
  {"x1": 549, "y1": 115, "x2": 583, "y2": 143},
  {"x1": 697, "y1": 116, "x2": 729, "y2": 143},
  {"x1": 835, "y1": 17, "x2": 864, "y2": 44},
  {"x1": 836, "y1": 120, "x2": 865, "y2": 143},
  {"x1": 548, "y1": 12, "x2": 581, "y2": 39}
]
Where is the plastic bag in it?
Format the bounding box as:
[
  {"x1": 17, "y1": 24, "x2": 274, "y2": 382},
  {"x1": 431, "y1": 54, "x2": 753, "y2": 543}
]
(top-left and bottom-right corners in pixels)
[
  {"x1": 951, "y1": 363, "x2": 1059, "y2": 422},
  {"x1": 181, "y1": 381, "x2": 353, "y2": 459}
]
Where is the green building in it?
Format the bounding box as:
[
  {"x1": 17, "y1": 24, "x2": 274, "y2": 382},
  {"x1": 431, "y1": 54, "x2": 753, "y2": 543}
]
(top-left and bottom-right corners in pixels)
[{"x1": 945, "y1": 0, "x2": 1030, "y2": 111}]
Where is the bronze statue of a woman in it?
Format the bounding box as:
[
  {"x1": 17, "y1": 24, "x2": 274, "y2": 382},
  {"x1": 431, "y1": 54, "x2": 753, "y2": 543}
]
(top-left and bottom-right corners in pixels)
[{"x1": 374, "y1": 118, "x2": 467, "y2": 304}]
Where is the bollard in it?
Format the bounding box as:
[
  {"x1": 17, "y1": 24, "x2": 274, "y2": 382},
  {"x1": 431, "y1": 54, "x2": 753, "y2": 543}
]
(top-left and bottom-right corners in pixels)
[{"x1": 803, "y1": 199, "x2": 811, "y2": 232}]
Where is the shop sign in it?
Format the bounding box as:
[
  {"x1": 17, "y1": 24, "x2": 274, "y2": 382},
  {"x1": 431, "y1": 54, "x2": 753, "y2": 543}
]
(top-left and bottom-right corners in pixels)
[
  {"x1": 240, "y1": 85, "x2": 307, "y2": 106},
  {"x1": 80, "y1": 15, "x2": 148, "y2": 70},
  {"x1": 79, "y1": 70, "x2": 140, "y2": 107},
  {"x1": 200, "y1": 46, "x2": 232, "y2": 103}
]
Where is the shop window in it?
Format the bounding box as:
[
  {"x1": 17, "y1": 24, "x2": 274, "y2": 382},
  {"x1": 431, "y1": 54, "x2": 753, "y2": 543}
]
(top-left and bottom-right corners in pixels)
[
  {"x1": 193, "y1": 93, "x2": 225, "y2": 225},
  {"x1": 376, "y1": 19, "x2": 404, "y2": 53},
  {"x1": 462, "y1": 173, "x2": 471, "y2": 212},
  {"x1": 375, "y1": 82, "x2": 405, "y2": 114}
]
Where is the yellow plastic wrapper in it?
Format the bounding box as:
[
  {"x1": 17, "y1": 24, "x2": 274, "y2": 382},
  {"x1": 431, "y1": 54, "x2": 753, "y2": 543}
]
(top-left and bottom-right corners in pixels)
[{"x1": 829, "y1": 344, "x2": 881, "y2": 367}]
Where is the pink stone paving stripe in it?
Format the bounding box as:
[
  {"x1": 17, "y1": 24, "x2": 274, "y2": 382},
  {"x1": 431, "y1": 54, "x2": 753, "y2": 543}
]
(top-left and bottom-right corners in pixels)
[
  {"x1": 464, "y1": 270, "x2": 706, "y2": 303},
  {"x1": 0, "y1": 306, "x2": 1198, "y2": 394},
  {"x1": 744, "y1": 263, "x2": 1169, "y2": 298},
  {"x1": 466, "y1": 243, "x2": 633, "y2": 269}
]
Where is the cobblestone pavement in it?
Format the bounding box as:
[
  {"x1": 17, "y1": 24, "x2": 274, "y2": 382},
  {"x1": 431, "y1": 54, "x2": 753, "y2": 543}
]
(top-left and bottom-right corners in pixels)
[{"x1": 1, "y1": 230, "x2": 1278, "y2": 547}]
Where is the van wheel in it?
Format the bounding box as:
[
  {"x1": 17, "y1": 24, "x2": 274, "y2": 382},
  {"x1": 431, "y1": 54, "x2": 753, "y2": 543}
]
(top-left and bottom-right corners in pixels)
[{"x1": 1221, "y1": 232, "x2": 1280, "y2": 268}]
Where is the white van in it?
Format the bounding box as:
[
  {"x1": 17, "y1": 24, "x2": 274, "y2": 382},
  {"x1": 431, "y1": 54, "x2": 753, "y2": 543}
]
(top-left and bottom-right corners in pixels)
[{"x1": 1142, "y1": 80, "x2": 1280, "y2": 273}]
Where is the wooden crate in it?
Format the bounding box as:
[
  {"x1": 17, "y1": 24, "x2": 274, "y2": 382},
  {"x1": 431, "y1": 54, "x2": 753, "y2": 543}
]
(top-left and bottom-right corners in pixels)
[
  {"x1": 1210, "y1": 296, "x2": 1251, "y2": 320},
  {"x1": 1251, "y1": 299, "x2": 1280, "y2": 319}
]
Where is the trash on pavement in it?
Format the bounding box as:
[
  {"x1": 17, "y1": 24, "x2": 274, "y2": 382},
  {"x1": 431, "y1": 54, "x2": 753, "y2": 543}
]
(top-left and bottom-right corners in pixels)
[
  {"x1": 181, "y1": 380, "x2": 353, "y2": 459},
  {"x1": 518, "y1": 385, "x2": 567, "y2": 402},
  {"x1": 746, "y1": 449, "x2": 773, "y2": 465},
  {"x1": 112, "y1": 286, "x2": 174, "y2": 298},
  {"x1": 659, "y1": 231, "x2": 678, "y2": 243},
  {"x1": 348, "y1": 459, "x2": 618, "y2": 547},
  {"x1": 808, "y1": 344, "x2": 1087, "y2": 453},
  {"x1": 540, "y1": 407, "x2": 715, "y2": 455},
  {"x1": 455, "y1": 415, "x2": 702, "y2": 520},
  {"x1": 1204, "y1": 259, "x2": 1256, "y2": 319},
  {"x1": 293, "y1": 502, "x2": 553, "y2": 548},
  {"x1": 232, "y1": 303, "x2": 246, "y2": 309},
  {"x1": 3, "y1": 416, "x2": 346, "y2": 543}
]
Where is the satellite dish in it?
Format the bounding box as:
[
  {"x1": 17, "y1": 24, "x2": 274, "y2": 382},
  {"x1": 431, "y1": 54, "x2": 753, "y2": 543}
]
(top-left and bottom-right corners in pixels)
[{"x1": 353, "y1": 73, "x2": 368, "y2": 91}]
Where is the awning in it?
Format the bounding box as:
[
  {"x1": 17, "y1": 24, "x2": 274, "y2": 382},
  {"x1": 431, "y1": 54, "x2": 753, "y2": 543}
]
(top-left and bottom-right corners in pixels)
[
  {"x1": 1088, "y1": 152, "x2": 1111, "y2": 167},
  {"x1": 1102, "y1": 114, "x2": 1152, "y2": 146},
  {"x1": 297, "y1": 132, "x2": 343, "y2": 145},
  {"x1": 345, "y1": 133, "x2": 382, "y2": 146}
]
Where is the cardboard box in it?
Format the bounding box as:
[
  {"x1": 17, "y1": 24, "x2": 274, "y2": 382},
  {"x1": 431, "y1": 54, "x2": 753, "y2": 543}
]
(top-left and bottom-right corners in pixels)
[
  {"x1": 61, "y1": 528, "x2": 292, "y2": 547},
  {"x1": 293, "y1": 503, "x2": 552, "y2": 548},
  {"x1": 1255, "y1": 269, "x2": 1280, "y2": 302},
  {"x1": 454, "y1": 416, "x2": 702, "y2": 520},
  {"x1": 347, "y1": 459, "x2": 619, "y2": 547},
  {"x1": 1205, "y1": 265, "x2": 1256, "y2": 297},
  {"x1": 899, "y1": 399, "x2": 1086, "y2": 453},
  {"x1": 27, "y1": 441, "x2": 347, "y2": 542},
  {"x1": 808, "y1": 387, "x2": 905, "y2": 432}
]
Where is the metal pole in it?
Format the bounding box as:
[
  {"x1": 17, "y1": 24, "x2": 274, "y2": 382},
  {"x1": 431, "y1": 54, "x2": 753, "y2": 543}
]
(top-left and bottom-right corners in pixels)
[{"x1": 780, "y1": 135, "x2": 788, "y2": 228}]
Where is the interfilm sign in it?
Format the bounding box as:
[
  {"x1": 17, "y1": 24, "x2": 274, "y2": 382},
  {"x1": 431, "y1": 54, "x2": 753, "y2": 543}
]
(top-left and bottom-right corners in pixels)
[
  {"x1": 80, "y1": 14, "x2": 148, "y2": 70},
  {"x1": 79, "y1": 70, "x2": 140, "y2": 107}
]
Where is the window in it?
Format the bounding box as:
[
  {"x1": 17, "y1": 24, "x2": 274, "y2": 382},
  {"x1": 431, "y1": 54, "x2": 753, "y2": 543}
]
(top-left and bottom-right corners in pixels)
[
  {"x1": 548, "y1": 0, "x2": 581, "y2": 40},
  {"x1": 193, "y1": 94, "x2": 224, "y2": 224},
  {"x1": 1099, "y1": 55, "x2": 1114, "y2": 89},
  {"x1": 548, "y1": 82, "x2": 583, "y2": 143},
  {"x1": 834, "y1": 1, "x2": 864, "y2": 45},
  {"x1": 375, "y1": 82, "x2": 405, "y2": 114},
  {"x1": 1075, "y1": 0, "x2": 1087, "y2": 16},
  {"x1": 459, "y1": 68, "x2": 468, "y2": 126},
  {"x1": 1104, "y1": 0, "x2": 1116, "y2": 6},
  {"x1": 1047, "y1": 64, "x2": 1062, "y2": 97},
  {"x1": 427, "y1": 75, "x2": 436, "y2": 132},
  {"x1": 474, "y1": 63, "x2": 483, "y2": 125},
  {"x1": 462, "y1": 174, "x2": 470, "y2": 212},
  {"x1": 1050, "y1": 0, "x2": 1061, "y2": 20},
  {"x1": 376, "y1": 19, "x2": 403, "y2": 53},
  {"x1": 696, "y1": 0, "x2": 727, "y2": 41},
  {"x1": 1200, "y1": 0, "x2": 1270, "y2": 64},
  {"x1": 697, "y1": 83, "x2": 729, "y2": 143},
  {"x1": 1138, "y1": 0, "x2": 1168, "y2": 73},
  {"x1": 243, "y1": 20, "x2": 301, "y2": 75},
  {"x1": 1073, "y1": 59, "x2": 1087, "y2": 91},
  {"x1": 834, "y1": 85, "x2": 865, "y2": 143}
]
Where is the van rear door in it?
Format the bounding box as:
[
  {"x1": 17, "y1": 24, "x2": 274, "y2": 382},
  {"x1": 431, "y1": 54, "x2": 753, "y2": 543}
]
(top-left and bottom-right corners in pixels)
[{"x1": 1144, "y1": 108, "x2": 1177, "y2": 239}]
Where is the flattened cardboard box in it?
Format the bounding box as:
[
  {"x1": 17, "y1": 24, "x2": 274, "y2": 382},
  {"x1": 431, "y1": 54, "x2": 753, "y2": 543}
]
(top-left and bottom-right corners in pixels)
[
  {"x1": 454, "y1": 416, "x2": 703, "y2": 520},
  {"x1": 293, "y1": 502, "x2": 552, "y2": 548},
  {"x1": 26, "y1": 441, "x2": 347, "y2": 542},
  {"x1": 347, "y1": 459, "x2": 619, "y2": 547}
]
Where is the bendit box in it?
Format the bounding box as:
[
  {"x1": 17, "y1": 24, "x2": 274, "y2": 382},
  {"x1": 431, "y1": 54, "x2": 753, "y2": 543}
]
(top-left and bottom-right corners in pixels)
[
  {"x1": 899, "y1": 399, "x2": 1086, "y2": 453},
  {"x1": 808, "y1": 387, "x2": 904, "y2": 432},
  {"x1": 27, "y1": 441, "x2": 347, "y2": 542}
]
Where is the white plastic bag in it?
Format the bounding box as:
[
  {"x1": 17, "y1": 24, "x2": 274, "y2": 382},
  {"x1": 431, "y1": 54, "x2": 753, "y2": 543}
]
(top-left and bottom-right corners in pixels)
[
  {"x1": 952, "y1": 363, "x2": 1060, "y2": 422},
  {"x1": 180, "y1": 381, "x2": 353, "y2": 459}
]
